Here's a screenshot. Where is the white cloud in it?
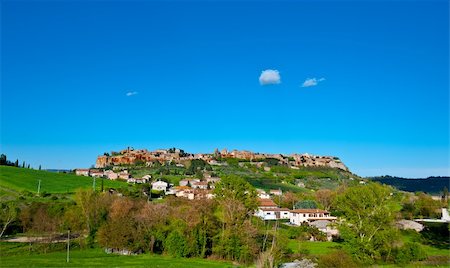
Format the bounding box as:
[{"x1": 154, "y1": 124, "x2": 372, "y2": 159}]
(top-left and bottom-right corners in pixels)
[
  {"x1": 259, "y1": 69, "x2": 281, "y2": 85},
  {"x1": 301, "y1": 77, "x2": 325, "y2": 87},
  {"x1": 126, "y1": 91, "x2": 138, "y2": 97}
]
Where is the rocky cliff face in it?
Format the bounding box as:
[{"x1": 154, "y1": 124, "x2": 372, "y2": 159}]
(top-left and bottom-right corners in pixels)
[{"x1": 95, "y1": 148, "x2": 349, "y2": 171}]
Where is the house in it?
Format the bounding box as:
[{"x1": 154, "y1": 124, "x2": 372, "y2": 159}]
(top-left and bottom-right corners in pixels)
[
  {"x1": 142, "y1": 174, "x2": 152, "y2": 181},
  {"x1": 90, "y1": 170, "x2": 104, "y2": 178},
  {"x1": 191, "y1": 181, "x2": 208, "y2": 190},
  {"x1": 179, "y1": 179, "x2": 190, "y2": 186},
  {"x1": 152, "y1": 180, "x2": 168, "y2": 192},
  {"x1": 104, "y1": 170, "x2": 118, "y2": 180},
  {"x1": 309, "y1": 220, "x2": 339, "y2": 241},
  {"x1": 175, "y1": 186, "x2": 191, "y2": 197},
  {"x1": 257, "y1": 189, "x2": 270, "y2": 199},
  {"x1": 75, "y1": 169, "x2": 90, "y2": 176},
  {"x1": 270, "y1": 189, "x2": 282, "y2": 196},
  {"x1": 289, "y1": 209, "x2": 337, "y2": 225},
  {"x1": 206, "y1": 177, "x2": 221, "y2": 184},
  {"x1": 118, "y1": 171, "x2": 130, "y2": 180},
  {"x1": 256, "y1": 207, "x2": 291, "y2": 220}
]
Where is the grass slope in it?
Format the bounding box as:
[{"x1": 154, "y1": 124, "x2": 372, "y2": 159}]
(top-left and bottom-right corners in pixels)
[
  {"x1": 0, "y1": 166, "x2": 126, "y2": 194},
  {"x1": 0, "y1": 243, "x2": 233, "y2": 268}
]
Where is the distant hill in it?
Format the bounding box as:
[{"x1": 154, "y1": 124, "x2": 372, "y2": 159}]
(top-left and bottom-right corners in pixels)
[
  {"x1": 368, "y1": 176, "x2": 450, "y2": 195},
  {"x1": 0, "y1": 166, "x2": 125, "y2": 195}
]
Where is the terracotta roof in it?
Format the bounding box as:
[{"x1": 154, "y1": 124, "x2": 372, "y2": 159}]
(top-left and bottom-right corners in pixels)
[
  {"x1": 259, "y1": 207, "x2": 291, "y2": 212},
  {"x1": 258, "y1": 198, "x2": 277, "y2": 207},
  {"x1": 290, "y1": 209, "x2": 329, "y2": 213},
  {"x1": 193, "y1": 181, "x2": 208, "y2": 185},
  {"x1": 175, "y1": 186, "x2": 191, "y2": 190},
  {"x1": 308, "y1": 216, "x2": 337, "y2": 220}
]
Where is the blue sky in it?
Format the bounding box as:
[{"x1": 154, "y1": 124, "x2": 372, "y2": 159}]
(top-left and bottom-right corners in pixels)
[{"x1": 1, "y1": 0, "x2": 448, "y2": 177}]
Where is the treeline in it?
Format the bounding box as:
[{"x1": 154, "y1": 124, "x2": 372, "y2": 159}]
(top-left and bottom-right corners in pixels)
[
  {"x1": 0, "y1": 154, "x2": 40, "y2": 170},
  {"x1": 369, "y1": 175, "x2": 450, "y2": 196}
]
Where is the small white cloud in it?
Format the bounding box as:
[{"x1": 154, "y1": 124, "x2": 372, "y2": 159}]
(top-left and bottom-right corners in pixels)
[
  {"x1": 301, "y1": 77, "x2": 325, "y2": 87},
  {"x1": 126, "y1": 91, "x2": 138, "y2": 97},
  {"x1": 259, "y1": 69, "x2": 281, "y2": 85}
]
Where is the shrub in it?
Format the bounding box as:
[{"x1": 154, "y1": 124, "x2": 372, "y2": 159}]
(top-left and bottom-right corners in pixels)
[
  {"x1": 317, "y1": 250, "x2": 357, "y2": 268},
  {"x1": 392, "y1": 242, "x2": 427, "y2": 265}
]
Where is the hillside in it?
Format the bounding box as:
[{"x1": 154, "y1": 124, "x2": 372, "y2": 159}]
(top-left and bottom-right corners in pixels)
[
  {"x1": 368, "y1": 176, "x2": 450, "y2": 195},
  {"x1": 0, "y1": 166, "x2": 126, "y2": 196}
]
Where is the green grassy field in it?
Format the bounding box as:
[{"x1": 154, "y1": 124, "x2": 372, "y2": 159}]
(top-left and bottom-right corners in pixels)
[
  {"x1": 287, "y1": 240, "x2": 340, "y2": 255},
  {"x1": 0, "y1": 243, "x2": 234, "y2": 267},
  {"x1": 0, "y1": 166, "x2": 126, "y2": 195}
]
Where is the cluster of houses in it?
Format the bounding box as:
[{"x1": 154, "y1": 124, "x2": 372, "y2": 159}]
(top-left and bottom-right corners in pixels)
[
  {"x1": 75, "y1": 169, "x2": 151, "y2": 184},
  {"x1": 255, "y1": 188, "x2": 338, "y2": 241},
  {"x1": 74, "y1": 168, "x2": 221, "y2": 200}
]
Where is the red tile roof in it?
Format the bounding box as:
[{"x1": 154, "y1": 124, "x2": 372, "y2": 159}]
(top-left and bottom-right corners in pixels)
[
  {"x1": 290, "y1": 209, "x2": 329, "y2": 213},
  {"x1": 258, "y1": 198, "x2": 277, "y2": 207}
]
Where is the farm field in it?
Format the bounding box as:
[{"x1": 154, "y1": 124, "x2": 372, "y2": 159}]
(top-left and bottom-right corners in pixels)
[
  {"x1": 0, "y1": 243, "x2": 234, "y2": 268},
  {"x1": 0, "y1": 166, "x2": 126, "y2": 195}
]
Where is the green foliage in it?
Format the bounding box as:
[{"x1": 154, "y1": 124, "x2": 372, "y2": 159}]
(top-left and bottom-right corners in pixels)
[
  {"x1": 334, "y1": 183, "x2": 401, "y2": 264},
  {"x1": 214, "y1": 175, "x2": 257, "y2": 212},
  {"x1": 294, "y1": 200, "x2": 318, "y2": 209},
  {"x1": 165, "y1": 229, "x2": 188, "y2": 257},
  {"x1": 392, "y1": 242, "x2": 427, "y2": 265}
]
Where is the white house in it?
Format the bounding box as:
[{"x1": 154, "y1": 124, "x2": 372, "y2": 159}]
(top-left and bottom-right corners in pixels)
[
  {"x1": 256, "y1": 207, "x2": 291, "y2": 220},
  {"x1": 142, "y1": 174, "x2": 152, "y2": 181},
  {"x1": 104, "y1": 170, "x2": 118, "y2": 180},
  {"x1": 191, "y1": 181, "x2": 208, "y2": 190},
  {"x1": 257, "y1": 189, "x2": 271, "y2": 199},
  {"x1": 179, "y1": 179, "x2": 190, "y2": 186},
  {"x1": 289, "y1": 209, "x2": 337, "y2": 226},
  {"x1": 75, "y1": 169, "x2": 90, "y2": 176},
  {"x1": 270, "y1": 189, "x2": 282, "y2": 196},
  {"x1": 90, "y1": 170, "x2": 104, "y2": 178},
  {"x1": 152, "y1": 180, "x2": 169, "y2": 192}
]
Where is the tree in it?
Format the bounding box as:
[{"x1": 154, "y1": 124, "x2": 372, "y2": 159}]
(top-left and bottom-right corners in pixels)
[
  {"x1": 0, "y1": 202, "x2": 17, "y2": 238},
  {"x1": 39, "y1": 165, "x2": 41, "y2": 171},
  {"x1": 334, "y1": 183, "x2": 400, "y2": 263},
  {"x1": 442, "y1": 187, "x2": 448, "y2": 202},
  {"x1": 14, "y1": 159, "x2": 19, "y2": 167},
  {"x1": 294, "y1": 200, "x2": 318, "y2": 209},
  {"x1": 213, "y1": 175, "x2": 257, "y2": 212},
  {"x1": 315, "y1": 189, "x2": 336, "y2": 210},
  {"x1": 22, "y1": 161, "x2": 25, "y2": 168},
  {"x1": 213, "y1": 176, "x2": 259, "y2": 263},
  {"x1": 0, "y1": 154, "x2": 6, "y2": 165}
]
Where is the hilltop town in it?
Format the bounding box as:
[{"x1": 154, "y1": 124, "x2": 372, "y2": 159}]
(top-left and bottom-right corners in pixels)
[{"x1": 95, "y1": 147, "x2": 348, "y2": 171}]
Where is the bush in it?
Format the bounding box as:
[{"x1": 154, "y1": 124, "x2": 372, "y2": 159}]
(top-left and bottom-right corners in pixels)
[
  {"x1": 392, "y1": 242, "x2": 427, "y2": 265},
  {"x1": 317, "y1": 250, "x2": 357, "y2": 268}
]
